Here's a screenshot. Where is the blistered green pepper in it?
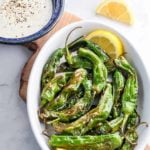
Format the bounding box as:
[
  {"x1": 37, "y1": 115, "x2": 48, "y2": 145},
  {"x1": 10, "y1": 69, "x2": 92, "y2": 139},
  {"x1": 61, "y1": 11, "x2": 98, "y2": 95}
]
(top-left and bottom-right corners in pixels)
[
  {"x1": 114, "y1": 56, "x2": 138, "y2": 133},
  {"x1": 121, "y1": 75, "x2": 138, "y2": 133},
  {"x1": 49, "y1": 133, "x2": 123, "y2": 150},
  {"x1": 71, "y1": 56, "x2": 92, "y2": 69},
  {"x1": 40, "y1": 72, "x2": 72, "y2": 107},
  {"x1": 41, "y1": 48, "x2": 64, "y2": 87},
  {"x1": 52, "y1": 83, "x2": 113, "y2": 135},
  {"x1": 79, "y1": 48, "x2": 108, "y2": 94},
  {"x1": 114, "y1": 56, "x2": 136, "y2": 75},
  {"x1": 45, "y1": 79, "x2": 93, "y2": 122},
  {"x1": 46, "y1": 68, "x2": 87, "y2": 111},
  {"x1": 68, "y1": 38, "x2": 109, "y2": 62},
  {"x1": 121, "y1": 129, "x2": 138, "y2": 150},
  {"x1": 57, "y1": 62, "x2": 74, "y2": 73},
  {"x1": 112, "y1": 70, "x2": 125, "y2": 118},
  {"x1": 91, "y1": 116, "x2": 123, "y2": 134}
]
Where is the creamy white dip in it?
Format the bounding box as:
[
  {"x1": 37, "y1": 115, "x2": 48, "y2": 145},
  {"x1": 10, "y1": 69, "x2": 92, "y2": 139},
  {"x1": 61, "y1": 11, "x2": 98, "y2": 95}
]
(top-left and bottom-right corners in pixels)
[{"x1": 0, "y1": 0, "x2": 52, "y2": 38}]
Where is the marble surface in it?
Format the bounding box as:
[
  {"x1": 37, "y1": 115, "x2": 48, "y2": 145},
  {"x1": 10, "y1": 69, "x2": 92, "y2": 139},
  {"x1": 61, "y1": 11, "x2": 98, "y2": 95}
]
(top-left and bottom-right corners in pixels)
[{"x1": 0, "y1": 0, "x2": 150, "y2": 149}]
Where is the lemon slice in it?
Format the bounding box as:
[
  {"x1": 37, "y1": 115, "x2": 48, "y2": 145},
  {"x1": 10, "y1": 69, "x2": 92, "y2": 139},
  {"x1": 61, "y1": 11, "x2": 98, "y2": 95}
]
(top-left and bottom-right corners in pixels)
[
  {"x1": 85, "y1": 30, "x2": 124, "y2": 58},
  {"x1": 96, "y1": 0, "x2": 134, "y2": 25}
]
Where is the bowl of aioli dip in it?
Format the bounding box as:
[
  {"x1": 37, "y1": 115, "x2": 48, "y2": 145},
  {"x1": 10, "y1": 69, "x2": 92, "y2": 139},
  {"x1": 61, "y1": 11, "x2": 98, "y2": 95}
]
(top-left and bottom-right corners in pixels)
[{"x1": 0, "y1": 0, "x2": 64, "y2": 44}]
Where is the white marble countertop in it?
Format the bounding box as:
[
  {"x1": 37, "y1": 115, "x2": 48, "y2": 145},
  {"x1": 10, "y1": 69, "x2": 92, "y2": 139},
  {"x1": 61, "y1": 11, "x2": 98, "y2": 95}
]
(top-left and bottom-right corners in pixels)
[{"x1": 0, "y1": 0, "x2": 150, "y2": 149}]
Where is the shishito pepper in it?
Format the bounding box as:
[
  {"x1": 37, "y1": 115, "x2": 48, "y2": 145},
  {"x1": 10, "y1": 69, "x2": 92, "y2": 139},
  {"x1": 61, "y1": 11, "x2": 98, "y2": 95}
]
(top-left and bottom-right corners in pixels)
[
  {"x1": 68, "y1": 38, "x2": 109, "y2": 63},
  {"x1": 46, "y1": 68, "x2": 87, "y2": 111},
  {"x1": 42, "y1": 48, "x2": 64, "y2": 87},
  {"x1": 121, "y1": 75, "x2": 138, "y2": 133},
  {"x1": 121, "y1": 128, "x2": 138, "y2": 150},
  {"x1": 40, "y1": 72, "x2": 72, "y2": 107},
  {"x1": 91, "y1": 116, "x2": 123, "y2": 134},
  {"x1": 52, "y1": 83, "x2": 113, "y2": 135},
  {"x1": 112, "y1": 70, "x2": 125, "y2": 118},
  {"x1": 45, "y1": 79, "x2": 93, "y2": 122},
  {"x1": 114, "y1": 56, "x2": 136, "y2": 75},
  {"x1": 49, "y1": 133, "x2": 123, "y2": 150},
  {"x1": 114, "y1": 56, "x2": 138, "y2": 133},
  {"x1": 79, "y1": 48, "x2": 108, "y2": 94}
]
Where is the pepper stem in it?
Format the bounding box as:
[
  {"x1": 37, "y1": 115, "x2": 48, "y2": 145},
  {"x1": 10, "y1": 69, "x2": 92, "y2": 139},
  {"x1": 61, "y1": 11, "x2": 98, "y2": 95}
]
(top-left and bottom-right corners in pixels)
[
  {"x1": 121, "y1": 114, "x2": 129, "y2": 134},
  {"x1": 65, "y1": 26, "x2": 82, "y2": 65}
]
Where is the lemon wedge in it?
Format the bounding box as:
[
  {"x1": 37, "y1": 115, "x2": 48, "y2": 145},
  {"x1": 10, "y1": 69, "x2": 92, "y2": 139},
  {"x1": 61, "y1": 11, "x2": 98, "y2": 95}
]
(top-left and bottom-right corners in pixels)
[
  {"x1": 85, "y1": 29, "x2": 124, "y2": 58},
  {"x1": 96, "y1": 0, "x2": 134, "y2": 25}
]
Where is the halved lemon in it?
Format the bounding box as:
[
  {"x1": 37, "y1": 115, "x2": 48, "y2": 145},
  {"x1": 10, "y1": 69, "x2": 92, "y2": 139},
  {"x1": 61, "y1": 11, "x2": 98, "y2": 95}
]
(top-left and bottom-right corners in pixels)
[
  {"x1": 85, "y1": 30, "x2": 124, "y2": 58},
  {"x1": 96, "y1": 0, "x2": 134, "y2": 25}
]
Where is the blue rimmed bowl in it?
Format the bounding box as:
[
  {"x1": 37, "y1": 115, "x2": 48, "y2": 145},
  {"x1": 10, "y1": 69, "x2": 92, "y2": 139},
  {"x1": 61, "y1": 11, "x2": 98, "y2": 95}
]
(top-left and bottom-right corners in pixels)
[{"x1": 0, "y1": 0, "x2": 65, "y2": 44}]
